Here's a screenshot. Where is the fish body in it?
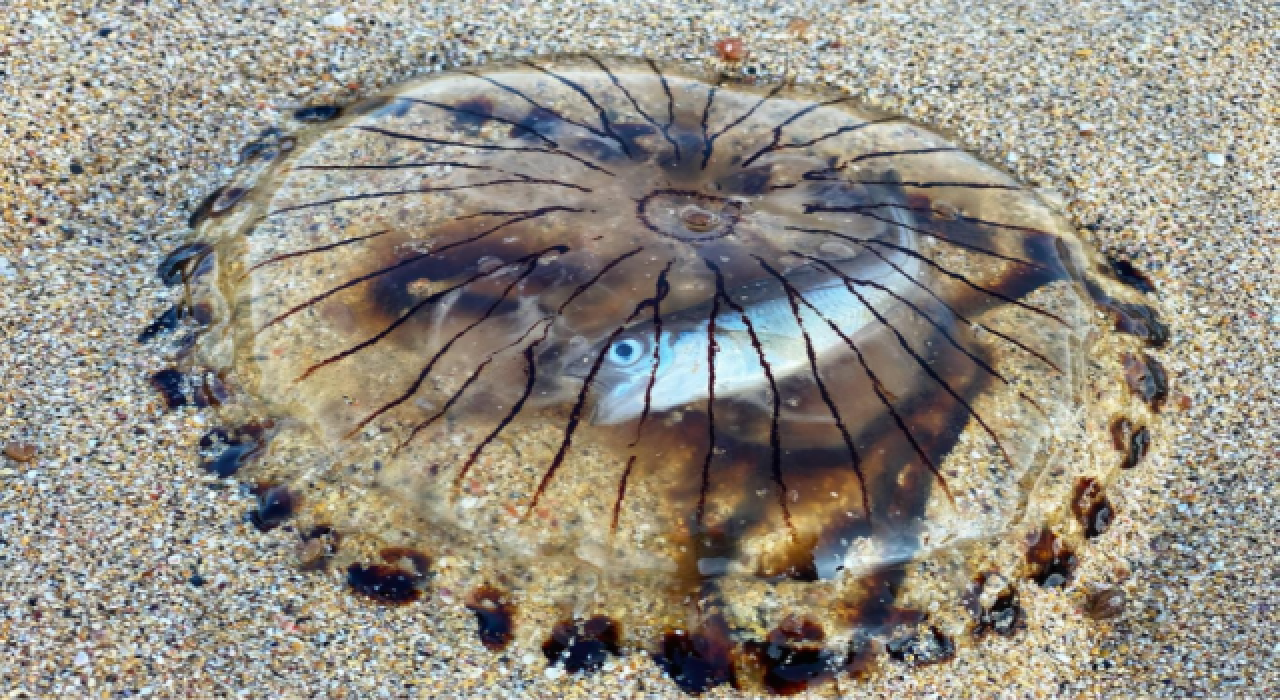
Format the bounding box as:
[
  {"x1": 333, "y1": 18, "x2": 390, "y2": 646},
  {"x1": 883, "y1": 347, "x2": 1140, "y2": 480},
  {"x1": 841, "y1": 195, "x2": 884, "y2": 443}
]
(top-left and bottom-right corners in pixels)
[{"x1": 579, "y1": 241, "x2": 924, "y2": 425}]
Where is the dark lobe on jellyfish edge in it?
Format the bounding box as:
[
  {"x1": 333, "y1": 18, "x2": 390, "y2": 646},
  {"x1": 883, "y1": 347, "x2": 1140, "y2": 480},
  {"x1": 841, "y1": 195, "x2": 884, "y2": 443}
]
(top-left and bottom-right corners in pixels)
[
  {"x1": 1070, "y1": 478, "x2": 1114, "y2": 539},
  {"x1": 156, "y1": 242, "x2": 213, "y2": 286},
  {"x1": 1123, "y1": 352, "x2": 1169, "y2": 412},
  {"x1": 249, "y1": 482, "x2": 297, "y2": 532},
  {"x1": 198, "y1": 422, "x2": 268, "y2": 478},
  {"x1": 885, "y1": 627, "x2": 956, "y2": 667},
  {"x1": 1105, "y1": 256, "x2": 1158, "y2": 294},
  {"x1": 963, "y1": 574, "x2": 1025, "y2": 638},
  {"x1": 138, "y1": 302, "x2": 214, "y2": 344},
  {"x1": 1120, "y1": 425, "x2": 1151, "y2": 470},
  {"x1": 1082, "y1": 278, "x2": 1170, "y2": 348},
  {"x1": 1105, "y1": 417, "x2": 1157, "y2": 470},
  {"x1": 186, "y1": 189, "x2": 223, "y2": 229},
  {"x1": 653, "y1": 614, "x2": 738, "y2": 695},
  {"x1": 148, "y1": 369, "x2": 187, "y2": 409},
  {"x1": 199, "y1": 430, "x2": 261, "y2": 478},
  {"x1": 1026, "y1": 528, "x2": 1078, "y2": 588},
  {"x1": 465, "y1": 586, "x2": 516, "y2": 651},
  {"x1": 292, "y1": 105, "x2": 344, "y2": 123},
  {"x1": 741, "y1": 618, "x2": 839, "y2": 696},
  {"x1": 541, "y1": 616, "x2": 622, "y2": 672},
  {"x1": 346, "y1": 547, "x2": 431, "y2": 605},
  {"x1": 137, "y1": 306, "x2": 182, "y2": 343},
  {"x1": 190, "y1": 370, "x2": 229, "y2": 408}
]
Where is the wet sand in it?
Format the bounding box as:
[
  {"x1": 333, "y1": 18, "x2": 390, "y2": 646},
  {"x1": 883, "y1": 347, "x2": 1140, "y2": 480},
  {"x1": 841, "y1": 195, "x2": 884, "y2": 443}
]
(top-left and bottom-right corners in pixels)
[{"x1": 1, "y1": 1, "x2": 1274, "y2": 697}]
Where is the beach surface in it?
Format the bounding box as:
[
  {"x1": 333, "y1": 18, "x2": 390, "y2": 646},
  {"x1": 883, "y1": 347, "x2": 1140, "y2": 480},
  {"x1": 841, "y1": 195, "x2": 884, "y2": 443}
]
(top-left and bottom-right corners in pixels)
[{"x1": 1, "y1": 1, "x2": 1275, "y2": 697}]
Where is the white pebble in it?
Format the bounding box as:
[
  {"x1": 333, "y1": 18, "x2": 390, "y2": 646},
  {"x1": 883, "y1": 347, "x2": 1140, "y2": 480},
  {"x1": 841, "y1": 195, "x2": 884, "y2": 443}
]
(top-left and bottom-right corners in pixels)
[
  {"x1": 74, "y1": 651, "x2": 90, "y2": 666},
  {"x1": 544, "y1": 666, "x2": 565, "y2": 680},
  {"x1": 1206, "y1": 152, "x2": 1225, "y2": 166},
  {"x1": 321, "y1": 11, "x2": 348, "y2": 29}
]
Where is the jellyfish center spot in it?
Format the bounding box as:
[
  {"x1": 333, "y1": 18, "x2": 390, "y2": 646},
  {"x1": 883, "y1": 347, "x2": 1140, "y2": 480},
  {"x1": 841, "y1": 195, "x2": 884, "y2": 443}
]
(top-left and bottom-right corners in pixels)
[
  {"x1": 638, "y1": 189, "x2": 742, "y2": 244},
  {"x1": 680, "y1": 206, "x2": 718, "y2": 232}
]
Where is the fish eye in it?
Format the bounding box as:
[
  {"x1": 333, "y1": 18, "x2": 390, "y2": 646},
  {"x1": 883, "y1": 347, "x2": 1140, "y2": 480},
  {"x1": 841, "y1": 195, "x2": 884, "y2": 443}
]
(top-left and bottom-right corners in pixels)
[{"x1": 608, "y1": 337, "x2": 647, "y2": 366}]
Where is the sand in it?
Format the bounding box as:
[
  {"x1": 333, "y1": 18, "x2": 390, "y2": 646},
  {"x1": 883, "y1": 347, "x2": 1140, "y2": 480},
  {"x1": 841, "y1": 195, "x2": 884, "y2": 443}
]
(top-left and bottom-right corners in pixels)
[{"x1": 0, "y1": 1, "x2": 1275, "y2": 698}]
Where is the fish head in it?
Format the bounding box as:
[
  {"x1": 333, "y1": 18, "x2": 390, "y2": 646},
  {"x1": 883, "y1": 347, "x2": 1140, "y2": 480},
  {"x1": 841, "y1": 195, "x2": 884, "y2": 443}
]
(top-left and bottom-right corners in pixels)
[{"x1": 562, "y1": 323, "x2": 709, "y2": 425}]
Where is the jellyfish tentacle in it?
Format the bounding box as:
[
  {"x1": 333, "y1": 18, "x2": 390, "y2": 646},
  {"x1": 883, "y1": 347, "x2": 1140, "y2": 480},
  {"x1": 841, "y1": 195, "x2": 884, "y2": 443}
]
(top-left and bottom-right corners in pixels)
[
  {"x1": 396, "y1": 96, "x2": 562, "y2": 147},
  {"x1": 463, "y1": 69, "x2": 624, "y2": 153},
  {"x1": 587, "y1": 55, "x2": 682, "y2": 161},
  {"x1": 704, "y1": 258, "x2": 798, "y2": 535},
  {"x1": 342, "y1": 245, "x2": 567, "y2": 437},
  {"x1": 526, "y1": 254, "x2": 677, "y2": 518},
  {"x1": 831, "y1": 146, "x2": 965, "y2": 170},
  {"x1": 832, "y1": 201, "x2": 1058, "y2": 238},
  {"x1": 520, "y1": 60, "x2": 634, "y2": 159},
  {"x1": 803, "y1": 200, "x2": 1048, "y2": 271},
  {"x1": 824, "y1": 238, "x2": 1065, "y2": 372},
  {"x1": 802, "y1": 255, "x2": 1020, "y2": 476},
  {"x1": 267, "y1": 176, "x2": 591, "y2": 218},
  {"x1": 352, "y1": 125, "x2": 615, "y2": 175},
  {"x1": 449, "y1": 248, "x2": 649, "y2": 492},
  {"x1": 791, "y1": 250, "x2": 1050, "y2": 420},
  {"x1": 611, "y1": 260, "x2": 674, "y2": 536},
  {"x1": 261, "y1": 206, "x2": 585, "y2": 329},
  {"x1": 738, "y1": 95, "x2": 858, "y2": 168},
  {"x1": 757, "y1": 256, "x2": 957, "y2": 507},
  {"x1": 693, "y1": 280, "x2": 724, "y2": 527},
  {"x1": 701, "y1": 83, "x2": 786, "y2": 169},
  {"x1": 732, "y1": 256, "x2": 871, "y2": 527},
  {"x1": 784, "y1": 225, "x2": 1068, "y2": 327},
  {"x1": 645, "y1": 58, "x2": 682, "y2": 160}
]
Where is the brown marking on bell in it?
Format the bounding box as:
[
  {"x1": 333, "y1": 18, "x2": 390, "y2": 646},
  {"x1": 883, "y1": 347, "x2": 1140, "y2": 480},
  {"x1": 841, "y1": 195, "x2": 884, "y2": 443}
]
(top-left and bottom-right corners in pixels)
[
  {"x1": 465, "y1": 585, "x2": 517, "y2": 651},
  {"x1": 249, "y1": 482, "x2": 298, "y2": 532},
  {"x1": 885, "y1": 626, "x2": 956, "y2": 667},
  {"x1": 741, "y1": 616, "x2": 839, "y2": 695},
  {"x1": 1123, "y1": 352, "x2": 1170, "y2": 411},
  {"x1": 148, "y1": 369, "x2": 188, "y2": 409},
  {"x1": 346, "y1": 547, "x2": 431, "y2": 605},
  {"x1": 1109, "y1": 416, "x2": 1134, "y2": 452},
  {"x1": 156, "y1": 242, "x2": 213, "y2": 286},
  {"x1": 653, "y1": 613, "x2": 739, "y2": 695},
  {"x1": 1070, "y1": 477, "x2": 1114, "y2": 539},
  {"x1": 542, "y1": 616, "x2": 622, "y2": 672},
  {"x1": 963, "y1": 572, "x2": 1025, "y2": 638},
  {"x1": 1105, "y1": 256, "x2": 1157, "y2": 294},
  {"x1": 1025, "y1": 528, "x2": 1078, "y2": 588}
]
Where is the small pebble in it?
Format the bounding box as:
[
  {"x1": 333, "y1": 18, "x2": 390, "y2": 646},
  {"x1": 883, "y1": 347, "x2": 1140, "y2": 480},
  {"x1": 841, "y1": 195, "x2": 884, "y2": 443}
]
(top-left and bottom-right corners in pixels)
[
  {"x1": 4, "y1": 442, "x2": 37, "y2": 463},
  {"x1": 321, "y1": 11, "x2": 348, "y2": 29},
  {"x1": 1206, "y1": 152, "x2": 1225, "y2": 166}
]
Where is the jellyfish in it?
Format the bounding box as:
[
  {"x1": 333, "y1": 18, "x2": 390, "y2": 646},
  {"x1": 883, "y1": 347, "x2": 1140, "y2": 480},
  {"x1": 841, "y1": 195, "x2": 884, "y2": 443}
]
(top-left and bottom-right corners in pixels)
[{"x1": 146, "y1": 56, "x2": 1168, "y2": 695}]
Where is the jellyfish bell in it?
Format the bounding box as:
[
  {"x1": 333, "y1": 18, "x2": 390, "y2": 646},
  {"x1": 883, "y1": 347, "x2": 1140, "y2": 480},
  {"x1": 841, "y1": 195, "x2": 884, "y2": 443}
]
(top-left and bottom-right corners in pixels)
[{"x1": 149, "y1": 55, "x2": 1169, "y2": 695}]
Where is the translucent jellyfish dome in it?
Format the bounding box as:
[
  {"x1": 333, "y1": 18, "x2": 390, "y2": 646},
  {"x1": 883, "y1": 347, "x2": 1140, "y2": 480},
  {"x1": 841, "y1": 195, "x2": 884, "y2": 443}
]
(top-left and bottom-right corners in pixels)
[{"x1": 150, "y1": 56, "x2": 1168, "y2": 695}]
